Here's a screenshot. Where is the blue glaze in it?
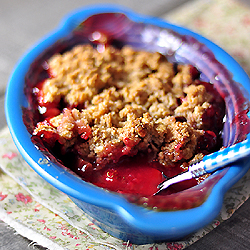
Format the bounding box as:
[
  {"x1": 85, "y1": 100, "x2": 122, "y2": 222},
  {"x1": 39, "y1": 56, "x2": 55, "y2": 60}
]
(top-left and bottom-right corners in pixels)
[{"x1": 5, "y1": 4, "x2": 250, "y2": 244}]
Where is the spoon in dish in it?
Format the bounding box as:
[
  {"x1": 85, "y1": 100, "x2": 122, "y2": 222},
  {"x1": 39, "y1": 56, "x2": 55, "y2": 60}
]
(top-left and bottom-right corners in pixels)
[{"x1": 154, "y1": 138, "x2": 250, "y2": 195}]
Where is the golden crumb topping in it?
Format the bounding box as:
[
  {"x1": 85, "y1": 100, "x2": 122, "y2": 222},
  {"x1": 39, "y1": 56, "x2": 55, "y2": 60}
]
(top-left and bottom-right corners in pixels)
[{"x1": 33, "y1": 45, "x2": 216, "y2": 167}]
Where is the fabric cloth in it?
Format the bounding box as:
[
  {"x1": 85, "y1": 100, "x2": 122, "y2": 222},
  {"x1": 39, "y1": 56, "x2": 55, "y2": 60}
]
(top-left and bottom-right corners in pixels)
[{"x1": 1, "y1": 0, "x2": 250, "y2": 249}]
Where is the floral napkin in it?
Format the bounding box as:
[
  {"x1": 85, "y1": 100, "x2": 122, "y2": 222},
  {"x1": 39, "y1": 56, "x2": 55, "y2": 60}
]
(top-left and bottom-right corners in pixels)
[{"x1": 1, "y1": 0, "x2": 250, "y2": 249}]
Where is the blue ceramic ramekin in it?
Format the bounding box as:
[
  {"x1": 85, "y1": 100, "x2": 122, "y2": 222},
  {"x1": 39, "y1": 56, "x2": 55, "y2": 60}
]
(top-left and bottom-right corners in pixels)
[{"x1": 5, "y1": 4, "x2": 250, "y2": 244}]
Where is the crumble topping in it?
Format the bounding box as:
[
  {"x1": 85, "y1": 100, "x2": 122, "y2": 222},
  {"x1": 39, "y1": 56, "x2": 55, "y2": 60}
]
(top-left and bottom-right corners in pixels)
[{"x1": 33, "y1": 44, "x2": 221, "y2": 169}]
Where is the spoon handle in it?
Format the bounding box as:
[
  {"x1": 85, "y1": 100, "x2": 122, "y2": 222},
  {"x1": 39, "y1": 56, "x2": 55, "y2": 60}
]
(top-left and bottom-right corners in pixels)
[{"x1": 202, "y1": 138, "x2": 250, "y2": 174}]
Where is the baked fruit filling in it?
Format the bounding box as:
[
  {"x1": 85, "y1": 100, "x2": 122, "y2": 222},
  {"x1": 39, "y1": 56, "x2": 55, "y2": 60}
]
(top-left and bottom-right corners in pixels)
[{"x1": 30, "y1": 44, "x2": 225, "y2": 209}]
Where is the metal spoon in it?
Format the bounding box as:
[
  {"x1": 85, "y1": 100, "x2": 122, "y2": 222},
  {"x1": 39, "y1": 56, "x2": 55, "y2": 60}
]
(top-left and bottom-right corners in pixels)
[{"x1": 155, "y1": 138, "x2": 250, "y2": 195}]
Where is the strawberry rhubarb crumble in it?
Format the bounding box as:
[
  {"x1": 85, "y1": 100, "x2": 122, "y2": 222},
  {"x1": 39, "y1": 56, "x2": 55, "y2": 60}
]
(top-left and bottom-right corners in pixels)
[{"x1": 29, "y1": 44, "x2": 225, "y2": 208}]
